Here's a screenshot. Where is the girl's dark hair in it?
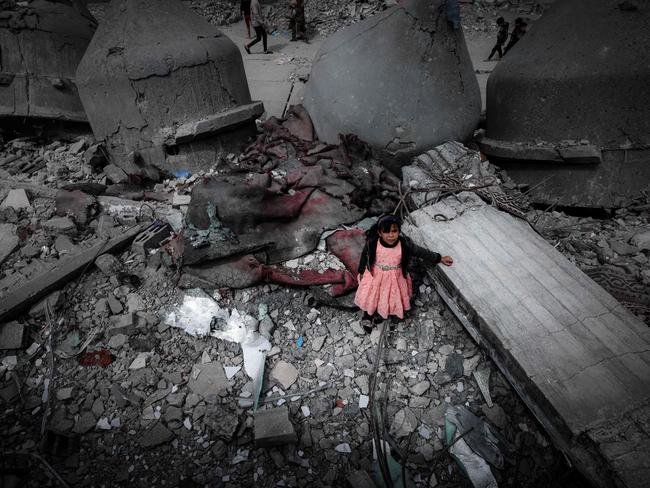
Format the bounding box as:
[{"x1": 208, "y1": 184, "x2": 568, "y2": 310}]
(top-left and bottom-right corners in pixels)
[
  {"x1": 366, "y1": 214, "x2": 401, "y2": 237},
  {"x1": 497, "y1": 16, "x2": 504, "y2": 24}
]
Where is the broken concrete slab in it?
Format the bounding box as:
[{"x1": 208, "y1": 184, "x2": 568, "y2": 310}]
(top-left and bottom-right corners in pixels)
[
  {"x1": 0, "y1": 321, "x2": 25, "y2": 349},
  {"x1": 303, "y1": 0, "x2": 480, "y2": 170},
  {"x1": 270, "y1": 360, "x2": 299, "y2": 389},
  {"x1": 107, "y1": 314, "x2": 137, "y2": 337},
  {"x1": 254, "y1": 406, "x2": 297, "y2": 447},
  {"x1": 0, "y1": 225, "x2": 144, "y2": 324},
  {"x1": 188, "y1": 362, "x2": 229, "y2": 398},
  {"x1": 0, "y1": 189, "x2": 30, "y2": 210}
]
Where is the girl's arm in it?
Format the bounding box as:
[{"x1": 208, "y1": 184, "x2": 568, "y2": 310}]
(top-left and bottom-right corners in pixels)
[
  {"x1": 411, "y1": 243, "x2": 442, "y2": 265},
  {"x1": 357, "y1": 242, "x2": 369, "y2": 276}
]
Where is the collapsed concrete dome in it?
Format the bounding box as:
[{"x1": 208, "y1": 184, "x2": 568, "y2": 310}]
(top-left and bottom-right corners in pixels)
[
  {"x1": 303, "y1": 0, "x2": 481, "y2": 172},
  {"x1": 76, "y1": 0, "x2": 263, "y2": 180},
  {"x1": 479, "y1": 0, "x2": 650, "y2": 208},
  {"x1": 0, "y1": 0, "x2": 96, "y2": 125}
]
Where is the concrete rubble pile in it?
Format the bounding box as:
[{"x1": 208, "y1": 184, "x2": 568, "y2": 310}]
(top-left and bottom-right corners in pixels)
[
  {"x1": 0, "y1": 0, "x2": 97, "y2": 127},
  {"x1": 0, "y1": 110, "x2": 622, "y2": 487}
]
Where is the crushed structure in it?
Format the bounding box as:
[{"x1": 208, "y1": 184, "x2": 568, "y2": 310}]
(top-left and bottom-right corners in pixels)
[
  {"x1": 0, "y1": 0, "x2": 96, "y2": 127},
  {"x1": 303, "y1": 0, "x2": 481, "y2": 171},
  {"x1": 479, "y1": 0, "x2": 650, "y2": 208},
  {"x1": 76, "y1": 0, "x2": 264, "y2": 180}
]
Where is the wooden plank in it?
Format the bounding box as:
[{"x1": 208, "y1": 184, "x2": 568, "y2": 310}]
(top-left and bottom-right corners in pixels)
[
  {"x1": 406, "y1": 195, "x2": 650, "y2": 488},
  {"x1": 0, "y1": 225, "x2": 144, "y2": 324}
]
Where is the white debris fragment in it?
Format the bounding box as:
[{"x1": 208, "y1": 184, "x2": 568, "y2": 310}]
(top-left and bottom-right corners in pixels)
[
  {"x1": 165, "y1": 289, "x2": 228, "y2": 337},
  {"x1": 201, "y1": 350, "x2": 212, "y2": 364},
  {"x1": 301, "y1": 406, "x2": 310, "y2": 417},
  {"x1": 335, "y1": 443, "x2": 352, "y2": 453},
  {"x1": 359, "y1": 395, "x2": 369, "y2": 409},
  {"x1": 224, "y1": 365, "x2": 241, "y2": 380},
  {"x1": 97, "y1": 418, "x2": 111, "y2": 430},
  {"x1": 129, "y1": 352, "x2": 150, "y2": 370},
  {"x1": 418, "y1": 424, "x2": 431, "y2": 439},
  {"x1": 184, "y1": 418, "x2": 192, "y2": 430},
  {"x1": 232, "y1": 448, "x2": 249, "y2": 464}
]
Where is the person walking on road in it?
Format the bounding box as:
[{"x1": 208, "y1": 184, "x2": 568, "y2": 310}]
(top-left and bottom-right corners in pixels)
[
  {"x1": 241, "y1": 0, "x2": 252, "y2": 39},
  {"x1": 244, "y1": 0, "x2": 272, "y2": 54},
  {"x1": 487, "y1": 17, "x2": 509, "y2": 60},
  {"x1": 504, "y1": 17, "x2": 528, "y2": 55},
  {"x1": 289, "y1": 0, "x2": 306, "y2": 41}
]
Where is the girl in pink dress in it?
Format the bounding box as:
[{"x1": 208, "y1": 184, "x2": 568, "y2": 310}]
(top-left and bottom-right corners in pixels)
[{"x1": 355, "y1": 215, "x2": 453, "y2": 332}]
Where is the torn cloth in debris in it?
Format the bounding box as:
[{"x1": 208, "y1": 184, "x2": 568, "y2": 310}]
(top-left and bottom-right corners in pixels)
[
  {"x1": 182, "y1": 106, "x2": 399, "y2": 266},
  {"x1": 181, "y1": 228, "x2": 366, "y2": 296}
]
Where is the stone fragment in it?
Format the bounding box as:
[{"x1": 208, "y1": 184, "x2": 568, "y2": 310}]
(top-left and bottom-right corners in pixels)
[
  {"x1": 56, "y1": 387, "x2": 74, "y2": 401},
  {"x1": 129, "y1": 352, "x2": 149, "y2": 370},
  {"x1": 311, "y1": 335, "x2": 326, "y2": 352},
  {"x1": 445, "y1": 353, "x2": 464, "y2": 379},
  {"x1": 104, "y1": 164, "x2": 130, "y2": 184},
  {"x1": 254, "y1": 406, "x2": 297, "y2": 447},
  {"x1": 316, "y1": 364, "x2": 334, "y2": 381},
  {"x1": 107, "y1": 313, "x2": 136, "y2": 336},
  {"x1": 355, "y1": 375, "x2": 369, "y2": 395},
  {"x1": 410, "y1": 380, "x2": 430, "y2": 396},
  {"x1": 127, "y1": 293, "x2": 146, "y2": 312},
  {"x1": 188, "y1": 362, "x2": 229, "y2": 398},
  {"x1": 140, "y1": 422, "x2": 174, "y2": 447},
  {"x1": 108, "y1": 334, "x2": 127, "y2": 349},
  {"x1": 390, "y1": 407, "x2": 418, "y2": 438},
  {"x1": 481, "y1": 403, "x2": 508, "y2": 429},
  {"x1": 609, "y1": 240, "x2": 639, "y2": 256},
  {"x1": 0, "y1": 223, "x2": 19, "y2": 265},
  {"x1": 0, "y1": 189, "x2": 30, "y2": 210},
  {"x1": 349, "y1": 320, "x2": 365, "y2": 335},
  {"x1": 42, "y1": 217, "x2": 77, "y2": 236},
  {"x1": 0, "y1": 321, "x2": 25, "y2": 349},
  {"x1": 73, "y1": 412, "x2": 96, "y2": 434},
  {"x1": 53, "y1": 235, "x2": 77, "y2": 255},
  {"x1": 106, "y1": 294, "x2": 123, "y2": 315},
  {"x1": 172, "y1": 193, "x2": 191, "y2": 206},
  {"x1": 95, "y1": 254, "x2": 123, "y2": 276},
  {"x1": 463, "y1": 355, "x2": 481, "y2": 376},
  {"x1": 165, "y1": 406, "x2": 183, "y2": 423},
  {"x1": 270, "y1": 361, "x2": 299, "y2": 389},
  {"x1": 630, "y1": 230, "x2": 650, "y2": 251},
  {"x1": 335, "y1": 443, "x2": 351, "y2": 453}
]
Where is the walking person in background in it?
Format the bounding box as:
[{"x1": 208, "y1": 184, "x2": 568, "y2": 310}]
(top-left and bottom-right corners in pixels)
[
  {"x1": 289, "y1": 0, "x2": 306, "y2": 41},
  {"x1": 487, "y1": 17, "x2": 509, "y2": 60},
  {"x1": 244, "y1": 0, "x2": 272, "y2": 54},
  {"x1": 241, "y1": 0, "x2": 252, "y2": 39},
  {"x1": 504, "y1": 17, "x2": 528, "y2": 55}
]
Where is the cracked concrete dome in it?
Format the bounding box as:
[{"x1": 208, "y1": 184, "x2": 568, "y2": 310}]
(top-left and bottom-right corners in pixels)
[
  {"x1": 481, "y1": 0, "x2": 650, "y2": 208},
  {"x1": 0, "y1": 0, "x2": 96, "y2": 124},
  {"x1": 76, "y1": 0, "x2": 257, "y2": 179},
  {"x1": 303, "y1": 0, "x2": 481, "y2": 172}
]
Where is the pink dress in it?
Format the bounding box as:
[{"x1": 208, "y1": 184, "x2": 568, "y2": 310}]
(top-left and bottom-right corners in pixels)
[{"x1": 354, "y1": 241, "x2": 413, "y2": 319}]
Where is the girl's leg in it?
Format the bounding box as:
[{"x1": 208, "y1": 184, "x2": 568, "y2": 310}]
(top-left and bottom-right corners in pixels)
[{"x1": 245, "y1": 16, "x2": 251, "y2": 38}]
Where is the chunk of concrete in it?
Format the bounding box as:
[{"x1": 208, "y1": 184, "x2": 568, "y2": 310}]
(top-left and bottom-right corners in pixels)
[
  {"x1": 270, "y1": 360, "x2": 299, "y2": 389},
  {"x1": 107, "y1": 313, "x2": 136, "y2": 336},
  {"x1": 254, "y1": 406, "x2": 297, "y2": 447},
  {"x1": 139, "y1": 422, "x2": 174, "y2": 447},
  {"x1": 42, "y1": 217, "x2": 77, "y2": 236},
  {"x1": 303, "y1": 0, "x2": 480, "y2": 170},
  {"x1": 0, "y1": 223, "x2": 19, "y2": 265},
  {"x1": 188, "y1": 362, "x2": 229, "y2": 398},
  {"x1": 0, "y1": 189, "x2": 30, "y2": 210},
  {"x1": 0, "y1": 321, "x2": 25, "y2": 349}
]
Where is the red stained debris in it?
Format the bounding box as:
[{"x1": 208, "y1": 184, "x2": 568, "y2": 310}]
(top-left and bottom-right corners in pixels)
[{"x1": 79, "y1": 349, "x2": 113, "y2": 367}]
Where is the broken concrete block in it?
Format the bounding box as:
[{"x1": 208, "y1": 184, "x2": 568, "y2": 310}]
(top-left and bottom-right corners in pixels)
[
  {"x1": 76, "y1": 0, "x2": 262, "y2": 177},
  {"x1": 56, "y1": 387, "x2": 74, "y2": 401},
  {"x1": 390, "y1": 407, "x2": 418, "y2": 438},
  {"x1": 132, "y1": 223, "x2": 173, "y2": 257},
  {"x1": 0, "y1": 223, "x2": 19, "y2": 265},
  {"x1": 270, "y1": 360, "x2": 299, "y2": 389},
  {"x1": 631, "y1": 230, "x2": 650, "y2": 251},
  {"x1": 0, "y1": 321, "x2": 25, "y2": 349},
  {"x1": 0, "y1": 189, "x2": 30, "y2": 210},
  {"x1": 73, "y1": 412, "x2": 97, "y2": 434},
  {"x1": 53, "y1": 235, "x2": 77, "y2": 256},
  {"x1": 139, "y1": 422, "x2": 174, "y2": 447},
  {"x1": 188, "y1": 362, "x2": 229, "y2": 399},
  {"x1": 104, "y1": 164, "x2": 130, "y2": 185},
  {"x1": 55, "y1": 190, "x2": 97, "y2": 225},
  {"x1": 303, "y1": 0, "x2": 480, "y2": 170},
  {"x1": 254, "y1": 406, "x2": 297, "y2": 447},
  {"x1": 107, "y1": 313, "x2": 136, "y2": 336},
  {"x1": 106, "y1": 294, "x2": 123, "y2": 315},
  {"x1": 42, "y1": 217, "x2": 77, "y2": 236},
  {"x1": 95, "y1": 253, "x2": 123, "y2": 276}
]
